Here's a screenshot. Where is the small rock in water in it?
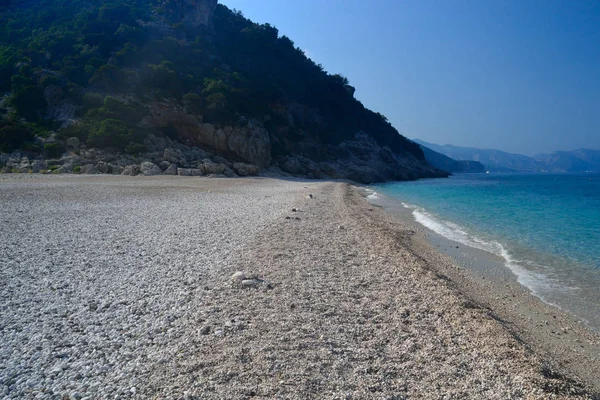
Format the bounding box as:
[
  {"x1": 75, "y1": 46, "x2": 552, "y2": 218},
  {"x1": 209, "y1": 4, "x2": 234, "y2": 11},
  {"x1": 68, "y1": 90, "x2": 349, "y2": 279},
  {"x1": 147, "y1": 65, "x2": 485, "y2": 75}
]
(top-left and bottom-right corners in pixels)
[
  {"x1": 285, "y1": 216, "x2": 291, "y2": 220},
  {"x1": 231, "y1": 271, "x2": 246, "y2": 283},
  {"x1": 338, "y1": 225, "x2": 345, "y2": 230},
  {"x1": 200, "y1": 326, "x2": 211, "y2": 335},
  {"x1": 291, "y1": 208, "x2": 298, "y2": 212},
  {"x1": 295, "y1": 217, "x2": 301, "y2": 221}
]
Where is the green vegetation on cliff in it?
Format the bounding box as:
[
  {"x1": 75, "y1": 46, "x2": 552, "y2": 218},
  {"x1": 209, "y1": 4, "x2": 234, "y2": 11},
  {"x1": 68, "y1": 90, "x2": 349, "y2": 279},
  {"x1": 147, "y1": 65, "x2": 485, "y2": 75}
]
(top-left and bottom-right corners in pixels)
[{"x1": 0, "y1": 0, "x2": 424, "y2": 168}]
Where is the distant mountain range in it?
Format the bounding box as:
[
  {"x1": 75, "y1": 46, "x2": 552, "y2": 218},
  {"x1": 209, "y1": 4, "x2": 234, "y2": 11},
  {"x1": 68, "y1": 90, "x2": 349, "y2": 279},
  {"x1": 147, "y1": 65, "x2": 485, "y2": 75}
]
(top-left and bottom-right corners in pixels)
[
  {"x1": 414, "y1": 139, "x2": 600, "y2": 173},
  {"x1": 415, "y1": 143, "x2": 485, "y2": 173},
  {"x1": 534, "y1": 149, "x2": 600, "y2": 173}
]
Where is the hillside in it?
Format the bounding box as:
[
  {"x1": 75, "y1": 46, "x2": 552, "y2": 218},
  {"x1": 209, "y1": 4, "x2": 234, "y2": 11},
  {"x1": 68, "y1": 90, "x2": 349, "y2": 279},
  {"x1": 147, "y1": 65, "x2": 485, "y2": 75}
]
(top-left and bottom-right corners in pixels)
[
  {"x1": 534, "y1": 149, "x2": 600, "y2": 173},
  {"x1": 0, "y1": 0, "x2": 446, "y2": 183},
  {"x1": 416, "y1": 143, "x2": 485, "y2": 173},
  {"x1": 414, "y1": 139, "x2": 543, "y2": 172}
]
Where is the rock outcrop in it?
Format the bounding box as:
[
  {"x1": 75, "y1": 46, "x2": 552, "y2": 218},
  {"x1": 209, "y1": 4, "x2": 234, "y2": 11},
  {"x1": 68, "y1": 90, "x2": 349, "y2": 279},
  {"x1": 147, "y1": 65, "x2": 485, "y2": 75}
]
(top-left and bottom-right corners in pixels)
[
  {"x1": 167, "y1": 0, "x2": 218, "y2": 30},
  {"x1": 140, "y1": 162, "x2": 162, "y2": 176},
  {"x1": 274, "y1": 133, "x2": 445, "y2": 183},
  {"x1": 0, "y1": 128, "x2": 446, "y2": 183},
  {"x1": 147, "y1": 104, "x2": 271, "y2": 168},
  {"x1": 233, "y1": 162, "x2": 259, "y2": 176}
]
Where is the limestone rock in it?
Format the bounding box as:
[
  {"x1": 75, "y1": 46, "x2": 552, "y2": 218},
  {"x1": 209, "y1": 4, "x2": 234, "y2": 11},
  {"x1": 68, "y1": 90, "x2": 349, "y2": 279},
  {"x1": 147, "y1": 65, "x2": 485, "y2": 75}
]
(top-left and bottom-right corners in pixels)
[
  {"x1": 96, "y1": 162, "x2": 109, "y2": 174},
  {"x1": 189, "y1": 120, "x2": 271, "y2": 167},
  {"x1": 223, "y1": 167, "x2": 237, "y2": 178},
  {"x1": 212, "y1": 156, "x2": 232, "y2": 168},
  {"x1": 164, "y1": 163, "x2": 178, "y2": 175},
  {"x1": 319, "y1": 162, "x2": 341, "y2": 178},
  {"x1": 241, "y1": 279, "x2": 259, "y2": 288},
  {"x1": 107, "y1": 164, "x2": 122, "y2": 174},
  {"x1": 225, "y1": 120, "x2": 271, "y2": 167},
  {"x1": 163, "y1": 148, "x2": 186, "y2": 165},
  {"x1": 280, "y1": 156, "x2": 305, "y2": 175},
  {"x1": 231, "y1": 271, "x2": 246, "y2": 283},
  {"x1": 5, "y1": 152, "x2": 21, "y2": 169},
  {"x1": 60, "y1": 154, "x2": 83, "y2": 167},
  {"x1": 121, "y1": 165, "x2": 140, "y2": 176},
  {"x1": 177, "y1": 168, "x2": 202, "y2": 176},
  {"x1": 202, "y1": 161, "x2": 226, "y2": 175},
  {"x1": 65, "y1": 137, "x2": 80, "y2": 151},
  {"x1": 58, "y1": 163, "x2": 75, "y2": 173},
  {"x1": 31, "y1": 160, "x2": 46, "y2": 173},
  {"x1": 18, "y1": 156, "x2": 31, "y2": 171},
  {"x1": 140, "y1": 161, "x2": 162, "y2": 176},
  {"x1": 80, "y1": 164, "x2": 99, "y2": 174},
  {"x1": 159, "y1": 160, "x2": 170, "y2": 171},
  {"x1": 178, "y1": 0, "x2": 218, "y2": 29},
  {"x1": 233, "y1": 162, "x2": 260, "y2": 176}
]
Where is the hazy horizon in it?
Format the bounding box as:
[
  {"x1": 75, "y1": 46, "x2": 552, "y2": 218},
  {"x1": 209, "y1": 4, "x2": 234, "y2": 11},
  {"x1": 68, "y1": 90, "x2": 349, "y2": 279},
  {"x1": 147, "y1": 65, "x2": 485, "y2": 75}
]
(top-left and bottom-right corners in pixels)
[
  {"x1": 221, "y1": 0, "x2": 600, "y2": 156},
  {"x1": 413, "y1": 137, "x2": 600, "y2": 157}
]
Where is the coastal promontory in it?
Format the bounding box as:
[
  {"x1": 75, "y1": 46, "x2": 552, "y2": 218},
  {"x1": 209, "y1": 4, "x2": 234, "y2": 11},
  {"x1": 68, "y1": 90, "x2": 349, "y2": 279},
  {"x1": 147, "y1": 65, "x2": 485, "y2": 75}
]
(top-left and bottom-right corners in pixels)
[{"x1": 0, "y1": 0, "x2": 446, "y2": 182}]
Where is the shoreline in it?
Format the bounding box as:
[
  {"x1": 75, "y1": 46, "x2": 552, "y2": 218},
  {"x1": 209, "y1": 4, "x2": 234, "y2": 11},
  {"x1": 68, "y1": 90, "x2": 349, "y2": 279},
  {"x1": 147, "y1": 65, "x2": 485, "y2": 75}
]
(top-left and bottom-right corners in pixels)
[
  {"x1": 359, "y1": 185, "x2": 600, "y2": 393},
  {"x1": 366, "y1": 176, "x2": 600, "y2": 334},
  {"x1": 1, "y1": 175, "x2": 599, "y2": 398}
]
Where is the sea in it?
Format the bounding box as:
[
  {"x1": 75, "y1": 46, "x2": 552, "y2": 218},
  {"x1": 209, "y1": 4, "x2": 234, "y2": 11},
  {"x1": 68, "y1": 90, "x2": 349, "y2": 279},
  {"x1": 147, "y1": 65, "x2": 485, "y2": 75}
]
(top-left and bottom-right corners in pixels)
[{"x1": 370, "y1": 172, "x2": 600, "y2": 331}]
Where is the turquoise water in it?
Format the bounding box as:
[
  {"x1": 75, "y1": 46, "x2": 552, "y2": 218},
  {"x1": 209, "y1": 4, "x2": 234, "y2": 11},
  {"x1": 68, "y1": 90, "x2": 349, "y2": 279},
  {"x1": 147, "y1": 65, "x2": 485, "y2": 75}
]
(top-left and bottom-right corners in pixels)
[{"x1": 371, "y1": 173, "x2": 600, "y2": 331}]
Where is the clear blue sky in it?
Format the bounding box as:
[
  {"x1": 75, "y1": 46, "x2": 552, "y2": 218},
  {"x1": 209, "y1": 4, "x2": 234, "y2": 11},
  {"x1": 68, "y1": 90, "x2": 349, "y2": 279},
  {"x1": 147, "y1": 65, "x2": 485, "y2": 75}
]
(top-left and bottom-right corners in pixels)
[{"x1": 220, "y1": 0, "x2": 600, "y2": 155}]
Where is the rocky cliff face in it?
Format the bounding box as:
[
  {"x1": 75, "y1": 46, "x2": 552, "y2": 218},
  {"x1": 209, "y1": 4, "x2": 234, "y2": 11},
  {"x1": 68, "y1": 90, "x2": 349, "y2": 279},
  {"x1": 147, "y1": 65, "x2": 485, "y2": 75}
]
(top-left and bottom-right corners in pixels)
[
  {"x1": 175, "y1": 0, "x2": 218, "y2": 29},
  {"x1": 145, "y1": 102, "x2": 271, "y2": 167}
]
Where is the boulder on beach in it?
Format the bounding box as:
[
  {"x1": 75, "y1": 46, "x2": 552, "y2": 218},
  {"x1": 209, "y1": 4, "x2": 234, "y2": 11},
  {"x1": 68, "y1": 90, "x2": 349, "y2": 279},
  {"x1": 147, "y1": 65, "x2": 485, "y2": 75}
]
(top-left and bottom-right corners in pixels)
[
  {"x1": 177, "y1": 168, "x2": 202, "y2": 176},
  {"x1": 164, "y1": 163, "x2": 178, "y2": 175},
  {"x1": 121, "y1": 165, "x2": 140, "y2": 176},
  {"x1": 80, "y1": 164, "x2": 100, "y2": 174},
  {"x1": 233, "y1": 162, "x2": 260, "y2": 176},
  {"x1": 140, "y1": 162, "x2": 162, "y2": 176}
]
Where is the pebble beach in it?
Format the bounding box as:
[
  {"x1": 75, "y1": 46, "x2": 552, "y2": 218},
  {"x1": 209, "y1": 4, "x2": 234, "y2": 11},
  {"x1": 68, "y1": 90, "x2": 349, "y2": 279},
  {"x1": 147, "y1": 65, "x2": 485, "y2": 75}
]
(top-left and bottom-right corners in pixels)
[{"x1": 1, "y1": 175, "x2": 599, "y2": 399}]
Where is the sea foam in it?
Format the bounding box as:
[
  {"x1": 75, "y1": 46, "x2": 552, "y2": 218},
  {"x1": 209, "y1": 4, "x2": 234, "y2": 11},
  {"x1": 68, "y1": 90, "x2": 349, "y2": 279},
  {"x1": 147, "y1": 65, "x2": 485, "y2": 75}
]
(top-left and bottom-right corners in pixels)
[
  {"x1": 407, "y1": 203, "x2": 559, "y2": 300},
  {"x1": 365, "y1": 189, "x2": 379, "y2": 200}
]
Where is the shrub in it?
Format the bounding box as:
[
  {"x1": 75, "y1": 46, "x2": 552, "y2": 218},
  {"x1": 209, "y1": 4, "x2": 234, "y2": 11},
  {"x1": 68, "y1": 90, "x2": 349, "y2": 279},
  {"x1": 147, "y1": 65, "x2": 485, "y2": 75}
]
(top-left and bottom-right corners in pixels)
[
  {"x1": 73, "y1": 166, "x2": 81, "y2": 173},
  {"x1": 82, "y1": 92, "x2": 105, "y2": 109},
  {"x1": 40, "y1": 75, "x2": 61, "y2": 87},
  {"x1": 125, "y1": 142, "x2": 146, "y2": 155},
  {"x1": 182, "y1": 93, "x2": 203, "y2": 115},
  {"x1": 87, "y1": 118, "x2": 132, "y2": 148},
  {"x1": 0, "y1": 120, "x2": 35, "y2": 152},
  {"x1": 20, "y1": 142, "x2": 42, "y2": 153},
  {"x1": 44, "y1": 142, "x2": 65, "y2": 158},
  {"x1": 9, "y1": 85, "x2": 47, "y2": 121},
  {"x1": 89, "y1": 65, "x2": 128, "y2": 91},
  {"x1": 57, "y1": 122, "x2": 88, "y2": 141}
]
